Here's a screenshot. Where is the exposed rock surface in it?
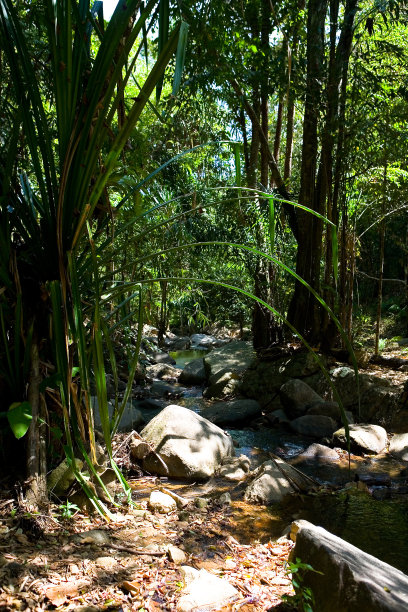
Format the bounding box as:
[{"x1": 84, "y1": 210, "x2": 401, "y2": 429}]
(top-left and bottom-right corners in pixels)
[
  {"x1": 291, "y1": 519, "x2": 408, "y2": 612},
  {"x1": 178, "y1": 358, "x2": 206, "y2": 385},
  {"x1": 280, "y1": 379, "x2": 323, "y2": 418},
  {"x1": 204, "y1": 341, "x2": 255, "y2": 380},
  {"x1": 146, "y1": 363, "x2": 181, "y2": 381},
  {"x1": 296, "y1": 443, "x2": 340, "y2": 462},
  {"x1": 333, "y1": 423, "x2": 388, "y2": 454},
  {"x1": 151, "y1": 351, "x2": 176, "y2": 365},
  {"x1": 217, "y1": 455, "x2": 251, "y2": 481},
  {"x1": 190, "y1": 333, "x2": 218, "y2": 348},
  {"x1": 290, "y1": 415, "x2": 337, "y2": 438},
  {"x1": 140, "y1": 405, "x2": 234, "y2": 479},
  {"x1": 177, "y1": 566, "x2": 239, "y2": 612},
  {"x1": 389, "y1": 433, "x2": 408, "y2": 461},
  {"x1": 200, "y1": 399, "x2": 261, "y2": 425},
  {"x1": 244, "y1": 460, "x2": 296, "y2": 504},
  {"x1": 148, "y1": 490, "x2": 177, "y2": 513}
]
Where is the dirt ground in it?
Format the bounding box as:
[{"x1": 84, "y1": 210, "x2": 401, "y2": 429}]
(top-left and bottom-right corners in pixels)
[{"x1": 0, "y1": 474, "x2": 295, "y2": 611}]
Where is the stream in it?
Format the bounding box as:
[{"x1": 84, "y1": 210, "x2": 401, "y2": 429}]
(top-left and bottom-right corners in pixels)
[{"x1": 141, "y1": 348, "x2": 408, "y2": 574}]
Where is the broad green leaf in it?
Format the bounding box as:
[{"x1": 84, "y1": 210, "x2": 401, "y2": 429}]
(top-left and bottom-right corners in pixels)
[{"x1": 7, "y1": 401, "x2": 32, "y2": 439}]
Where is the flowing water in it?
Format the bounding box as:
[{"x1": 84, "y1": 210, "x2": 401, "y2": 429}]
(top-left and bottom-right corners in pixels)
[{"x1": 142, "y1": 349, "x2": 408, "y2": 574}]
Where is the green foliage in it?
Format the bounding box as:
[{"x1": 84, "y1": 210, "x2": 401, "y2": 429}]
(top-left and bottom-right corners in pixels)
[
  {"x1": 58, "y1": 500, "x2": 80, "y2": 521},
  {"x1": 283, "y1": 557, "x2": 323, "y2": 612},
  {"x1": 0, "y1": 402, "x2": 32, "y2": 440}
]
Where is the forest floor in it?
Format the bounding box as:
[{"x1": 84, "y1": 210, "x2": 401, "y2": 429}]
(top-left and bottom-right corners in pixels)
[{"x1": 0, "y1": 473, "x2": 295, "y2": 612}]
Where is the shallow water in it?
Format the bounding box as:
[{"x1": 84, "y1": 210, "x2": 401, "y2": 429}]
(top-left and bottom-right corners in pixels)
[{"x1": 287, "y1": 489, "x2": 408, "y2": 573}]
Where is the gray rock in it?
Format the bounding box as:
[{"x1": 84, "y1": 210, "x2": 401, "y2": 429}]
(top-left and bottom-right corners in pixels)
[
  {"x1": 130, "y1": 436, "x2": 151, "y2": 460},
  {"x1": 146, "y1": 362, "x2": 181, "y2": 381},
  {"x1": 150, "y1": 380, "x2": 182, "y2": 397},
  {"x1": 265, "y1": 408, "x2": 290, "y2": 426},
  {"x1": 190, "y1": 333, "x2": 218, "y2": 348},
  {"x1": 306, "y1": 400, "x2": 341, "y2": 420},
  {"x1": 291, "y1": 519, "x2": 408, "y2": 612},
  {"x1": 280, "y1": 379, "x2": 324, "y2": 418},
  {"x1": 74, "y1": 530, "x2": 110, "y2": 546},
  {"x1": 148, "y1": 490, "x2": 177, "y2": 513},
  {"x1": 333, "y1": 423, "x2": 388, "y2": 454},
  {"x1": 151, "y1": 351, "x2": 176, "y2": 365},
  {"x1": 165, "y1": 335, "x2": 191, "y2": 350},
  {"x1": 244, "y1": 460, "x2": 296, "y2": 504},
  {"x1": 218, "y1": 455, "x2": 251, "y2": 481},
  {"x1": 92, "y1": 397, "x2": 145, "y2": 432},
  {"x1": 203, "y1": 373, "x2": 240, "y2": 399},
  {"x1": 389, "y1": 433, "x2": 408, "y2": 461},
  {"x1": 204, "y1": 341, "x2": 255, "y2": 379},
  {"x1": 141, "y1": 405, "x2": 234, "y2": 479},
  {"x1": 167, "y1": 545, "x2": 187, "y2": 565},
  {"x1": 290, "y1": 415, "x2": 337, "y2": 438},
  {"x1": 178, "y1": 358, "x2": 206, "y2": 385},
  {"x1": 177, "y1": 566, "x2": 239, "y2": 612},
  {"x1": 296, "y1": 443, "x2": 340, "y2": 462},
  {"x1": 200, "y1": 399, "x2": 261, "y2": 425}
]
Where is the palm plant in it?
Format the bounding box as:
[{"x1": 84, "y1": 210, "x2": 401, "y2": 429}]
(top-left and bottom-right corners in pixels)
[{"x1": 0, "y1": 0, "x2": 187, "y2": 513}]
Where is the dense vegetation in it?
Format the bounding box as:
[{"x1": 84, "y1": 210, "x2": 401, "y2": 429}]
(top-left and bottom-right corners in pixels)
[{"x1": 0, "y1": 0, "x2": 407, "y2": 510}]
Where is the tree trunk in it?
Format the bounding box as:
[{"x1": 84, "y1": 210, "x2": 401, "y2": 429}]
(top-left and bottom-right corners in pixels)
[
  {"x1": 26, "y1": 335, "x2": 47, "y2": 508},
  {"x1": 287, "y1": 0, "x2": 328, "y2": 341}
]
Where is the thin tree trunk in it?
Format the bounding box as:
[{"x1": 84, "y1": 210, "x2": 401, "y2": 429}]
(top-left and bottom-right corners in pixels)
[
  {"x1": 284, "y1": 95, "x2": 295, "y2": 186},
  {"x1": 375, "y1": 162, "x2": 387, "y2": 356},
  {"x1": 26, "y1": 336, "x2": 47, "y2": 508}
]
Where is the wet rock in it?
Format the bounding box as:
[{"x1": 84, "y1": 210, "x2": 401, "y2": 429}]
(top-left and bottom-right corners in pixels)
[
  {"x1": 389, "y1": 433, "x2": 408, "y2": 461},
  {"x1": 244, "y1": 460, "x2": 296, "y2": 504},
  {"x1": 146, "y1": 362, "x2": 181, "y2": 381},
  {"x1": 200, "y1": 399, "x2": 261, "y2": 425},
  {"x1": 150, "y1": 380, "x2": 182, "y2": 397},
  {"x1": 333, "y1": 424, "x2": 388, "y2": 454},
  {"x1": 291, "y1": 519, "x2": 408, "y2": 611},
  {"x1": 141, "y1": 405, "x2": 234, "y2": 479},
  {"x1": 148, "y1": 490, "x2": 177, "y2": 513},
  {"x1": 179, "y1": 358, "x2": 206, "y2": 385},
  {"x1": 280, "y1": 379, "x2": 323, "y2": 418},
  {"x1": 290, "y1": 415, "x2": 337, "y2": 438},
  {"x1": 177, "y1": 566, "x2": 239, "y2": 612}
]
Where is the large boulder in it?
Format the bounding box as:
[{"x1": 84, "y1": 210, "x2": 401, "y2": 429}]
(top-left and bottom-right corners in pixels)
[
  {"x1": 280, "y1": 379, "x2": 323, "y2": 418},
  {"x1": 140, "y1": 405, "x2": 234, "y2": 480},
  {"x1": 200, "y1": 399, "x2": 261, "y2": 425},
  {"x1": 291, "y1": 519, "x2": 408, "y2": 612},
  {"x1": 178, "y1": 358, "x2": 206, "y2": 385},
  {"x1": 204, "y1": 341, "x2": 255, "y2": 380},
  {"x1": 290, "y1": 415, "x2": 337, "y2": 438},
  {"x1": 333, "y1": 423, "x2": 388, "y2": 454},
  {"x1": 389, "y1": 433, "x2": 408, "y2": 461}
]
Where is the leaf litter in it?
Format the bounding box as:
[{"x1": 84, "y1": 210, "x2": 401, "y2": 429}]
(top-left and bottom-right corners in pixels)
[{"x1": 0, "y1": 476, "x2": 295, "y2": 611}]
